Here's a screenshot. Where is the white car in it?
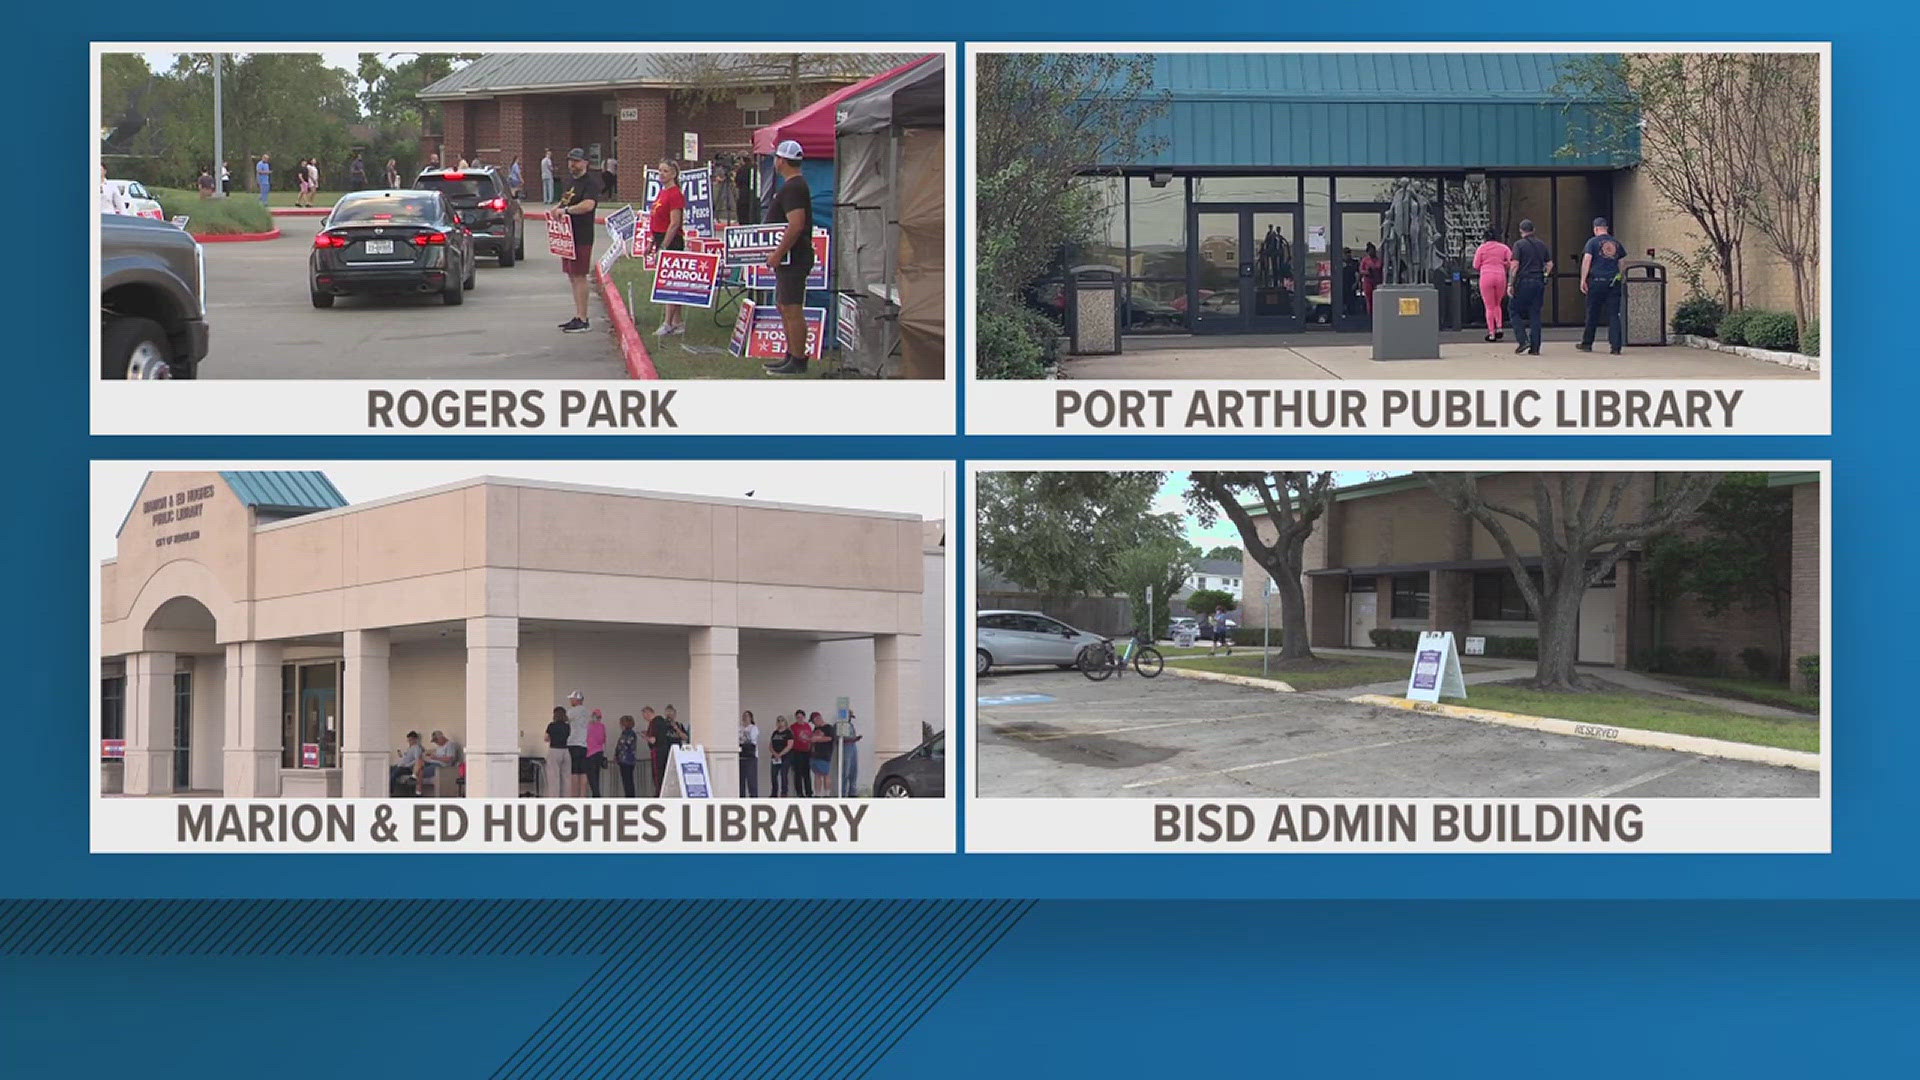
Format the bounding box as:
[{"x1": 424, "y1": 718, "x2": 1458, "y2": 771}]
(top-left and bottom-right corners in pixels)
[{"x1": 103, "y1": 179, "x2": 165, "y2": 220}]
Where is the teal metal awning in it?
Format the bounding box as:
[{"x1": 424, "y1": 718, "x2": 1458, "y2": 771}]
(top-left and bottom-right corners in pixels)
[
  {"x1": 219, "y1": 471, "x2": 348, "y2": 515},
  {"x1": 1098, "y1": 53, "x2": 1638, "y2": 170}
]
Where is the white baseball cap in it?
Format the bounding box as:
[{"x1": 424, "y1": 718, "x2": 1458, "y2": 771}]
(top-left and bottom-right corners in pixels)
[
  {"x1": 568, "y1": 690, "x2": 583, "y2": 701},
  {"x1": 774, "y1": 139, "x2": 804, "y2": 162}
]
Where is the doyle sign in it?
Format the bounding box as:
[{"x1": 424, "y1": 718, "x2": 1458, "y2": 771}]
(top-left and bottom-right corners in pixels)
[{"x1": 643, "y1": 166, "x2": 713, "y2": 239}]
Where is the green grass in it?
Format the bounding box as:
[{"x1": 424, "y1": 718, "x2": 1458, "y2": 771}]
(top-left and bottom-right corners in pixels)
[
  {"x1": 1647, "y1": 674, "x2": 1820, "y2": 715},
  {"x1": 150, "y1": 188, "x2": 274, "y2": 235},
  {"x1": 1444, "y1": 684, "x2": 1820, "y2": 753},
  {"x1": 603, "y1": 260, "x2": 842, "y2": 379},
  {"x1": 1171, "y1": 653, "x2": 1494, "y2": 692}
]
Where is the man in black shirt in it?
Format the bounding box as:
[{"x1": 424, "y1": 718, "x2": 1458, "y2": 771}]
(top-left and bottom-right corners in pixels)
[
  {"x1": 555, "y1": 148, "x2": 602, "y2": 334},
  {"x1": 646, "y1": 705, "x2": 687, "y2": 795},
  {"x1": 762, "y1": 139, "x2": 815, "y2": 376},
  {"x1": 1576, "y1": 216, "x2": 1627, "y2": 355},
  {"x1": 1507, "y1": 219, "x2": 1553, "y2": 356}
]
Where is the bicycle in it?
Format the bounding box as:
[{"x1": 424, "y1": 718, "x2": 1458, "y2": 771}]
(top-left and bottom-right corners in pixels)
[{"x1": 1077, "y1": 630, "x2": 1165, "y2": 681}]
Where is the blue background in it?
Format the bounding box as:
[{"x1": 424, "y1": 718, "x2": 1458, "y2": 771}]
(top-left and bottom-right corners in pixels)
[{"x1": 12, "y1": 5, "x2": 1916, "y2": 1072}]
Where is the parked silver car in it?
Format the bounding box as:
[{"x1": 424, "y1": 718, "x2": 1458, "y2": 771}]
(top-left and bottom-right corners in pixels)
[{"x1": 976, "y1": 609, "x2": 1106, "y2": 676}]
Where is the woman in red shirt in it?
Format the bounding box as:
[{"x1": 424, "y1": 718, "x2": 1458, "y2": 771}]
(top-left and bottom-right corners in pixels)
[
  {"x1": 650, "y1": 159, "x2": 689, "y2": 338},
  {"x1": 787, "y1": 712, "x2": 815, "y2": 798}
]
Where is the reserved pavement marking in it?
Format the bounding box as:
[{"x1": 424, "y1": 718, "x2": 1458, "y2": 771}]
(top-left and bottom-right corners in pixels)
[
  {"x1": 1581, "y1": 758, "x2": 1703, "y2": 798},
  {"x1": 1118, "y1": 732, "x2": 1453, "y2": 790}
]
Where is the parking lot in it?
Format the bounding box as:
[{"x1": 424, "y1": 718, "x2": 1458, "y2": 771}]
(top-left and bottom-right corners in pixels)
[
  {"x1": 198, "y1": 216, "x2": 624, "y2": 379},
  {"x1": 976, "y1": 670, "x2": 1818, "y2": 798}
]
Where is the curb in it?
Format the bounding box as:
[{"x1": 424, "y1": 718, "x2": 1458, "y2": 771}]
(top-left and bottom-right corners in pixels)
[
  {"x1": 1673, "y1": 333, "x2": 1819, "y2": 372},
  {"x1": 193, "y1": 228, "x2": 282, "y2": 243},
  {"x1": 595, "y1": 262, "x2": 657, "y2": 379},
  {"x1": 269, "y1": 207, "x2": 332, "y2": 218},
  {"x1": 1347, "y1": 694, "x2": 1821, "y2": 771},
  {"x1": 1165, "y1": 665, "x2": 1296, "y2": 693}
]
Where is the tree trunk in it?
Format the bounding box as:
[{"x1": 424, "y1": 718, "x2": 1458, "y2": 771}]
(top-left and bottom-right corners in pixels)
[
  {"x1": 1788, "y1": 257, "x2": 1810, "y2": 339},
  {"x1": 1275, "y1": 568, "x2": 1313, "y2": 661},
  {"x1": 1532, "y1": 579, "x2": 1587, "y2": 691}
]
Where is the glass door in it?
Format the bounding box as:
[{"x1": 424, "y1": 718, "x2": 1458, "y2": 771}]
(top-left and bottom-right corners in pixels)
[
  {"x1": 1335, "y1": 204, "x2": 1389, "y2": 331},
  {"x1": 296, "y1": 661, "x2": 341, "y2": 769},
  {"x1": 1190, "y1": 205, "x2": 1302, "y2": 332},
  {"x1": 172, "y1": 671, "x2": 192, "y2": 791}
]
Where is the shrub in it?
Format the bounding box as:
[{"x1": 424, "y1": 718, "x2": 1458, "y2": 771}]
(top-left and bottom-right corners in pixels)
[
  {"x1": 1740, "y1": 647, "x2": 1773, "y2": 678},
  {"x1": 150, "y1": 188, "x2": 274, "y2": 236},
  {"x1": 1368, "y1": 628, "x2": 1419, "y2": 651},
  {"x1": 1671, "y1": 294, "x2": 1725, "y2": 337},
  {"x1": 1715, "y1": 308, "x2": 1757, "y2": 345},
  {"x1": 1797, "y1": 654, "x2": 1820, "y2": 693},
  {"x1": 1679, "y1": 646, "x2": 1719, "y2": 675},
  {"x1": 1799, "y1": 316, "x2": 1820, "y2": 357},
  {"x1": 1637, "y1": 645, "x2": 1721, "y2": 676},
  {"x1": 1481, "y1": 635, "x2": 1538, "y2": 660},
  {"x1": 974, "y1": 304, "x2": 1054, "y2": 380},
  {"x1": 1743, "y1": 310, "x2": 1801, "y2": 351}
]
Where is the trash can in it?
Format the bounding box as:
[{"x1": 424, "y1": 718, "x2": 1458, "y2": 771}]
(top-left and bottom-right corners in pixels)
[
  {"x1": 1620, "y1": 260, "x2": 1668, "y2": 346},
  {"x1": 1066, "y1": 266, "x2": 1122, "y2": 355}
]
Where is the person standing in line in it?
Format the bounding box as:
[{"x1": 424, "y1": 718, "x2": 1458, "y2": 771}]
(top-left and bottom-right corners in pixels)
[
  {"x1": 508, "y1": 156, "x2": 524, "y2": 200},
  {"x1": 349, "y1": 153, "x2": 367, "y2": 191},
  {"x1": 649, "y1": 159, "x2": 689, "y2": 337},
  {"x1": 761, "y1": 140, "x2": 815, "y2": 376},
  {"x1": 644, "y1": 705, "x2": 683, "y2": 795},
  {"x1": 543, "y1": 706, "x2": 571, "y2": 798},
  {"x1": 614, "y1": 715, "x2": 640, "y2": 797},
  {"x1": 738, "y1": 710, "x2": 760, "y2": 797},
  {"x1": 732, "y1": 155, "x2": 757, "y2": 226},
  {"x1": 809, "y1": 711, "x2": 836, "y2": 798},
  {"x1": 255, "y1": 154, "x2": 272, "y2": 205},
  {"x1": 768, "y1": 716, "x2": 792, "y2": 797},
  {"x1": 585, "y1": 709, "x2": 608, "y2": 797},
  {"x1": 540, "y1": 148, "x2": 555, "y2": 204},
  {"x1": 1472, "y1": 226, "x2": 1513, "y2": 342},
  {"x1": 788, "y1": 711, "x2": 815, "y2": 797},
  {"x1": 1577, "y1": 217, "x2": 1627, "y2": 355},
  {"x1": 838, "y1": 711, "x2": 865, "y2": 798},
  {"x1": 554, "y1": 148, "x2": 602, "y2": 334},
  {"x1": 601, "y1": 154, "x2": 618, "y2": 199},
  {"x1": 565, "y1": 691, "x2": 592, "y2": 797},
  {"x1": 1507, "y1": 219, "x2": 1553, "y2": 356}
]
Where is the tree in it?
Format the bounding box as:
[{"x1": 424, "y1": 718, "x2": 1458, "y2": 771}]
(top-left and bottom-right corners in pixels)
[
  {"x1": 1742, "y1": 53, "x2": 1822, "y2": 334},
  {"x1": 1556, "y1": 54, "x2": 1756, "y2": 309},
  {"x1": 976, "y1": 471, "x2": 1175, "y2": 599},
  {"x1": 1419, "y1": 473, "x2": 1719, "y2": 691},
  {"x1": 974, "y1": 53, "x2": 1168, "y2": 377},
  {"x1": 1185, "y1": 589, "x2": 1237, "y2": 617},
  {"x1": 653, "y1": 53, "x2": 915, "y2": 113},
  {"x1": 1201, "y1": 545, "x2": 1243, "y2": 562},
  {"x1": 1185, "y1": 472, "x2": 1338, "y2": 661},
  {"x1": 1112, "y1": 539, "x2": 1198, "y2": 642},
  {"x1": 1642, "y1": 474, "x2": 1793, "y2": 678}
]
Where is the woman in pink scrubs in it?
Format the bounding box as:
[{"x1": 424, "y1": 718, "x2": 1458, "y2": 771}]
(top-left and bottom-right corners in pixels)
[{"x1": 1472, "y1": 226, "x2": 1514, "y2": 342}]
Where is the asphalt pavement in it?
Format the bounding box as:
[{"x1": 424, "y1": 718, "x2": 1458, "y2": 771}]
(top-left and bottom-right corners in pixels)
[
  {"x1": 197, "y1": 216, "x2": 624, "y2": 379},
  {"x1": 976, "y1": 669, "x2": 1818, "y2": 799}
]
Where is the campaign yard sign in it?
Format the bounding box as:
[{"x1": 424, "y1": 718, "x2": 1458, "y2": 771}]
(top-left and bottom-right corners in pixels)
[
  {"x1": 837, "y1": 292, "x2": 862, "y2": 352},
  {"x1": 728, "y1": 300, "x2": 825, "y2": 360},
  {"x1": 650, "y1": 249, "x2": 722, "y2": 308},
  {"x1": 546, "y1": 209, "x2": 575, "y2": 260},
  {"x1": 603, "y1": 204, "x2": 638, "y2": 258},
  {"x1": 301, "y1": 743, "x2": 321, "y2": 768},
  {"x1": 722, "y1": 223, "x2": 787, "y2": 269},
  {"x1": 644, "y1": 166, "x2": 713, "y2": 240},
  {"x1": 1406, "y1": 630, "x2": 1467, "y2": 704},
  {"x1": 101, "y1": 739, "x2": 126, "y2": 759}
]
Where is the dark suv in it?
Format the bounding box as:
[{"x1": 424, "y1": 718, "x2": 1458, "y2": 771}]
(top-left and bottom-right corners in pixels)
[
  {"x1": 414, "y1": 166, "x2": 524, "y2": 266},
  {"x1": 100, "y1": 213, "x2": 209, "y2": 379}
]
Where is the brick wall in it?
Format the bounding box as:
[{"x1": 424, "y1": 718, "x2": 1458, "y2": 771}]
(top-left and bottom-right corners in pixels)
[
  {"x1": 1789, "y1": 481, "x2": 1821, "y2": 690},
  {"x1": 1613, "y1": 167, "x2": 1809, "y2": 317},
  {"x1": 613, "y1": 91, "x2": 670, "y2": 201},
  {"x1": 442, "y1": 103, "x2": 469, "y2": 167}
]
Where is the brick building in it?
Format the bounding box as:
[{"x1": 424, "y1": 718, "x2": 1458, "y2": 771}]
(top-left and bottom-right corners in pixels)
[
  {"x1": 416, "y1": 53, "x2": 882, "y2": 201},
  {"x1": 1236, "y1": 471, "x2": 1823, "y2": 690}
]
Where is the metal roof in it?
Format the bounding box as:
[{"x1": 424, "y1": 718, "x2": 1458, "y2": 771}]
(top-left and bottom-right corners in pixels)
[
  {"x1": 217, "y1": 471, "x2": 348, "y2": 514},
  {"x1": 418, "y1": 53, "x2": 897, "y2": 100},
  {"x1": 1100, "y1": 53, "x2": 1636, "y2": 170}
]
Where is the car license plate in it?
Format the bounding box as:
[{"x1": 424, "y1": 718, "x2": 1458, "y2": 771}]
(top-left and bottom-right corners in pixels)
[{"x1": 365, "y1": 239, "x2": 394, "y2": 255}]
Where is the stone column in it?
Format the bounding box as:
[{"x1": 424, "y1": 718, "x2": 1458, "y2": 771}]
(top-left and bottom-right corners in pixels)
[
  {"x1": 341, "y1": 629, "x2": 391, "y2": 798},
  {"x1": 874, "y1": 634, "x2": 921, "y2": 763},
  {"x1": 464, "y1": 616, "x2": 519, "y2": 797},
  {"x1": 687, "y1": 627, "x2": 741, "y2": 796},
  {"x1": 222, "y1": 641, "x2": 284, "y2": 797},
  {"x1": 123, "y1": 651, "x2": 175, "y2": 796}
]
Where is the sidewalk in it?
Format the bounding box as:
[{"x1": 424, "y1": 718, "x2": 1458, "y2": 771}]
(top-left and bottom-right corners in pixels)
[{"x1": 1058, "y1": 329, "x2": 1817, "y2": 380}]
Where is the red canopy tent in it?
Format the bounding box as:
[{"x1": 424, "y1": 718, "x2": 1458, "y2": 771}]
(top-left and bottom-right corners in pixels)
[{"x1": 751, "y1": 55, "x2": 937, "y2": 160}]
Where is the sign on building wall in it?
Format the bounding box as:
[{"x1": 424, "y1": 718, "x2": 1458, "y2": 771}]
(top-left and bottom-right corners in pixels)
[
  {"x1": 619, "y1": 106, "x2": 639, "y2": 122},
  {"x1": 683, "y1": 132, "x2": 700, "y2": 161},
  {"x1": 1406, "y1": 630, "x2": 1467, "y2": 704}
]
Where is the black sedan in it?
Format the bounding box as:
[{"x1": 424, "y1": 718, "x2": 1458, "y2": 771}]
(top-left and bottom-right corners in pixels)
[
  {"x1": 873, "y1": 731, "x2": 944, "y2": 798},
  {"x1": 309, "y1": 190, "x2": 476, "y2": 307}
]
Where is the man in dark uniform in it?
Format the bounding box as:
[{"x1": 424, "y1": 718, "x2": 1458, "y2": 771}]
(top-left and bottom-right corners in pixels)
[
  {"x1": 1576, "y1": 216, "x2": 1626, "y2": 354},
  {"x1": 1507, "y1": 219, "x2": 1553, "y2": 355}
]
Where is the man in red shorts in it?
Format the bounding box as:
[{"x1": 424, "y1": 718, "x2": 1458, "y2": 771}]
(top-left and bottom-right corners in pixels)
[{"x1": 554, "y1": 148, "x2": 602, "y2": 333}]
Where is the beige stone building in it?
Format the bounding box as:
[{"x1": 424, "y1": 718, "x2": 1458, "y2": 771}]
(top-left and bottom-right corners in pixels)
[
  {"x1": 99, "y1": 471, "x2": 942, "y2": 798},
  {"x1": 1236, "y1": 471, "x2": 1821, "y2": 690}
]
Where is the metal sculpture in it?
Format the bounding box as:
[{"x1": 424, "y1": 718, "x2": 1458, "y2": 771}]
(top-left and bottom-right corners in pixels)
[{"x1": 1379, "y1": 177, "x2": 1442, "y2": 285}]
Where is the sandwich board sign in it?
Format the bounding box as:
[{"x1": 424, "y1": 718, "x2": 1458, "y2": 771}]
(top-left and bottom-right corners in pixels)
[
  {"x1": 1464, "y1": 636, "x2": 1487, "y2": 657},
  {"x1": 663, "y1": 743, "x2": 713, "y2": 798},
  {"x1": 1406, "y1": 630, "x2": 1466, "y2": 703}
]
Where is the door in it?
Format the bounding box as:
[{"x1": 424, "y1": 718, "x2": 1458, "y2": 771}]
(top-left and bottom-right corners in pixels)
[
  {"x1": 1349, "y1": 592, "x2": 1378, "y2": 647},
  {"x1": 1191, "y1": 205, "x2": 1302, "y2": 332},
  {"x1": 172, "y1": 671, "x2": 192, "y2": 792},
  {"x1": 1334, "y1": 204, "x2": 1389, "y2": 330},
  {"x1": 297, "y1": 662, "x2": 340, "y2": 768},
  {"x1": 1578, "y1": 586, "x2": 1616, "y2": 664}
]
